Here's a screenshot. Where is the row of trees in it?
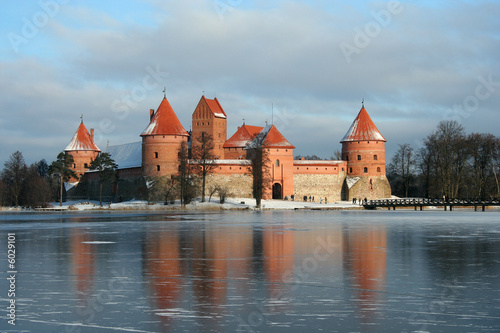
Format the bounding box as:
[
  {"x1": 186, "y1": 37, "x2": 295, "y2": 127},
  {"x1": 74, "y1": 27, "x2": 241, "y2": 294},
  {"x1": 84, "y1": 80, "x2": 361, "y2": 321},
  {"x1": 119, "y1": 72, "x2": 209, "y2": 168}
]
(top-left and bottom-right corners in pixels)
[
  {"x1": 0, "y1": 151, "x2": 118, "y2": 208},
  {"x1": 388, "y1": 120, "x2": 500, "y2": 199}
]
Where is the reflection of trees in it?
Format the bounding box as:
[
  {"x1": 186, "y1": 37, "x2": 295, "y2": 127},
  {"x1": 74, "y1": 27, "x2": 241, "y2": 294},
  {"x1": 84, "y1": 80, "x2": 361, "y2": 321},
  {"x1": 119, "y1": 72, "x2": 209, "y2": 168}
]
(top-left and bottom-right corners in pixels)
[{"x1": 343, "y1": 226, "x2": 387, "y2": 312}]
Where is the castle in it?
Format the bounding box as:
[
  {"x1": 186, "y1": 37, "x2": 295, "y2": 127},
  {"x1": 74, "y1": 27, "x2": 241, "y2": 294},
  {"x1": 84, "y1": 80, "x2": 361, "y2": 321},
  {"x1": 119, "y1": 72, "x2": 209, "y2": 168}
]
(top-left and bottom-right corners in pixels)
[{"x1": 63, "y1": 94, "x2": 391, "y2": 202}]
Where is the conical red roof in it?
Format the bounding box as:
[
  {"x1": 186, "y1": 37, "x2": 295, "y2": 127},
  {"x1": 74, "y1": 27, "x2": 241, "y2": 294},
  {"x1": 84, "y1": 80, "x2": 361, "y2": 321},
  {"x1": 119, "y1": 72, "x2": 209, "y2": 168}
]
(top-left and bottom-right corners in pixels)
[
  {"x1": 247, "y1": 125, "x2": 295, "y2": 149},
  {"x1": 223, "y1": 124, "x2": 263, "y2": 148},
  {"x1": 64, "y1": 121, "x2": 101, "y2": 151},
  {"x1": 341, "y1": 107, "x2": 386, "y2": 142},
  {"x1": 141, "y1": 97, "x2": 189, "y2": 137}
]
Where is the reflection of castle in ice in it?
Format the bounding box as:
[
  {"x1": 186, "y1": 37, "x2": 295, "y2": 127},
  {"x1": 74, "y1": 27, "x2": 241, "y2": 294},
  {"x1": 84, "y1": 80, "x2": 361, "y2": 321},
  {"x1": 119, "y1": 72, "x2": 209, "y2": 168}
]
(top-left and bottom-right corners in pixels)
[
  {"x1": 64, "y1": 95, "x2": 390, "y2": 201},
  {"x1": 67, "y1": 221, "x2": 387, "y2": 329}
]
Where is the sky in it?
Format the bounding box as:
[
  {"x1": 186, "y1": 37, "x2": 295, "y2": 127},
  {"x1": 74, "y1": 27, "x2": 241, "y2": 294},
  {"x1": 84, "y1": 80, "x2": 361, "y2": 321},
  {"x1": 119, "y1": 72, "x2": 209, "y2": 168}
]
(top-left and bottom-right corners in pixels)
[{"x1": 1, "y1": 0, "x2": 499, "y2": 167}]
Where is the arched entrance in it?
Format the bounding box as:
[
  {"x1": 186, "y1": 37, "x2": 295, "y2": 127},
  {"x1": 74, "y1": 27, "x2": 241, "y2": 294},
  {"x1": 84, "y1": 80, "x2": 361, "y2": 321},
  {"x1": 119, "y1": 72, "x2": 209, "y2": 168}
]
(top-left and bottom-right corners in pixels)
[{"x1": 272, "y1": 183, "x2": 282, "y2": 199}]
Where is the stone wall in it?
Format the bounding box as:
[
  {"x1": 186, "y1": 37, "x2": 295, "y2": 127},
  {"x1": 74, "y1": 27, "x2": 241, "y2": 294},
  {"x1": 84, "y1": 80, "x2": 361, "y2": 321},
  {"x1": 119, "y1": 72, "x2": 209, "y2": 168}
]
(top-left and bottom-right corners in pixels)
[
  {"x1": 205, "y1": 173, "x2": 253, "y2": 198},
  {"x1": 293, "y1": 173, "x2": 346, "y2": 203},
  {"x1": 345, "y1": 175, "x2": 391, "y2": 201}
]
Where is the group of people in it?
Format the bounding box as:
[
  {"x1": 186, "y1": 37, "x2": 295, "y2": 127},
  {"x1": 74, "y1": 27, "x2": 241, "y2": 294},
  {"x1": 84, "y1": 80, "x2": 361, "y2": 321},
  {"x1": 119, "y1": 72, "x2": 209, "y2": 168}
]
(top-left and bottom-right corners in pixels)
[
  {"x1": 352, "y1": 197, "x2": 368, "y2": 205},
  {"x1": 289, "y1": 194, "x2": 328, "y2": 204}
]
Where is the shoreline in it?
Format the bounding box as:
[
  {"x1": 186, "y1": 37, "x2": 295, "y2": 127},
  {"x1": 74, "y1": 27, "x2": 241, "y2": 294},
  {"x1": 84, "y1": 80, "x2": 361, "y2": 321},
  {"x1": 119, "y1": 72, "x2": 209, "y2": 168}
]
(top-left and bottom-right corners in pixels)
[{"x1": 1, "y1": 198, "x2": 499, "y2": 213}]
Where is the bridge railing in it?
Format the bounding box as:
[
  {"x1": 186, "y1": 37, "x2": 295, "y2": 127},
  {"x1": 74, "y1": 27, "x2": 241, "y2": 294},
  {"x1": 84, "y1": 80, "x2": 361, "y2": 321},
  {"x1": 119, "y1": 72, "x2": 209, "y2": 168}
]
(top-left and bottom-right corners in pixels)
[{"x1": 366, "y1": 198, "x2": 500, "y2": 206}]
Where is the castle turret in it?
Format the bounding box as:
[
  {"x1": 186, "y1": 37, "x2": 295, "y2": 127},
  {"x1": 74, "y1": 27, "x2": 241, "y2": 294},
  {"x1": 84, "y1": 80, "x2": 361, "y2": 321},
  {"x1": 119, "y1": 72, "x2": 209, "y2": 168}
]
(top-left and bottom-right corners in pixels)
[
  {"x1": 340, "y1": 104, "x2": 391, "y2": 200},
  {"x1": 64, "y1": 120, "x2": 100, "y2": 182},
  {"x1": 191, "y1": 96, "x2": 227, "y2": 159},
  {"x1": 247, "y1": 125, "x2": 295, "y2": 199},
  {"x1": 141, "y1": 95, "x2": 189, "y2": 177}
]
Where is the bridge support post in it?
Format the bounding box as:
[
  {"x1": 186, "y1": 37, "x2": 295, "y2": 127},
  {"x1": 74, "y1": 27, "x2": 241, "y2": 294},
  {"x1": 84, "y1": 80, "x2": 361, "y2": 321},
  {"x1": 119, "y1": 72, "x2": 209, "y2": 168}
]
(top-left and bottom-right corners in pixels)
[
  {"x1": 420, "y1": 205, "x2": 423, "y2": 211},
  {"x1": 482, "y1": 205, "x2": 485, "y2": 212},
  {"x1": 444, "y1": 205, "x2": 447, "y2": 211},
  {"x1": 474, "y1": 205, "x2": 477, "y2": 211}
]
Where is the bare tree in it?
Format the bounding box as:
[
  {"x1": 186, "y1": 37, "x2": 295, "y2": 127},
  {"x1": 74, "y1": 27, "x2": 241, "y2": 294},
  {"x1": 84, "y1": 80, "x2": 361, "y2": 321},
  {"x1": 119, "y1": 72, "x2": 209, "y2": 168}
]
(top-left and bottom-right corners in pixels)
[
  {"x1": 388, "y1": 143, "x2": 416, "y2": 197},
  {"x1": 467, "y1": 133, "x2": 498, "y2": 199},
  {"x1": 176, "y1": 141, "x2": 198, "y2": 206},
  {"x1": 246, "y1": 133, "x2": 271, "y2": 208},
  {"x1": 191, "y1": 133, "x2": 216, "y2": 202}
]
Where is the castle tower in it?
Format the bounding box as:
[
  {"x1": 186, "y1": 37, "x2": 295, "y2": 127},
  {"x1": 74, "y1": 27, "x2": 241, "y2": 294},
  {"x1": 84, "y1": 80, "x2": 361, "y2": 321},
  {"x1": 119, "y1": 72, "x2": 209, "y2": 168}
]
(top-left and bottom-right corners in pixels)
[
  {"x1": 191, "y1": 96, "x2": 227, "y2": 159},
  {"x1": 340, "y1": 104, "x2": 391, "y2": 200},
  {"x1": 248, "y1": 125, "x2": 295, "y2": 199},
  {"x1": 141, "y1": 95, "x2": 190, "y2": 177},
  {"x1": 64, "y1": 120, "x2": 101, "y2": 182}
]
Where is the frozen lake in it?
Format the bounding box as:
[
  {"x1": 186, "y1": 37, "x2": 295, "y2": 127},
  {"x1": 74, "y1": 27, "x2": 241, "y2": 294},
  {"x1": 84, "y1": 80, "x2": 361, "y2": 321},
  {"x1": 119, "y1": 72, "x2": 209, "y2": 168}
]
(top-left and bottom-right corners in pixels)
[{"x1": 0, "y1": 210, "x2": 499, "y2": 332}]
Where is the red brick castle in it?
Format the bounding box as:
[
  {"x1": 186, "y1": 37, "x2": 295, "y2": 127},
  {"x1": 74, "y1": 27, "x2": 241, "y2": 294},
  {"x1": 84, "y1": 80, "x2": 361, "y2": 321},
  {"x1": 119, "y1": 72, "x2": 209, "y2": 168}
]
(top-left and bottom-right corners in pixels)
[{"x1": 64, "y1": 95, "x2": 391, "y2": 201}]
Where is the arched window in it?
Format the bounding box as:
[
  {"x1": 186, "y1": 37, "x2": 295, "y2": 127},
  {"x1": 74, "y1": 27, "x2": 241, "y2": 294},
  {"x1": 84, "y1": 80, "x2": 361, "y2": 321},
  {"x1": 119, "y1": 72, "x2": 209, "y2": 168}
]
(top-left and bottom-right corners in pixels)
[
  {"x1": 377, "y1": 167, "x2": 381, "y2": 172},
  {"x1": 349, "y1": 167, "x2": 352, "y2": 173},
  {"x1": 374, "y1": 155, "x2": 378, "y2": 160},
  {"x1": 346, "y1": 155, "x2": 349, "y2": 161},
  {"x1": 276, "y1": 159, "x2": 280, "y2": 167},
  {"x1": 157, "y1": 165, "x2": 161, "y2": 172},
  {"x1": 154, "y1": 152, "x2": 158, "y2": 158},
  {"x1": 364, "y1": 167, "x2": 368, "y2": 173},
  {"x1": 358, "y1": 155, "x2": 361, "y2": 161}
]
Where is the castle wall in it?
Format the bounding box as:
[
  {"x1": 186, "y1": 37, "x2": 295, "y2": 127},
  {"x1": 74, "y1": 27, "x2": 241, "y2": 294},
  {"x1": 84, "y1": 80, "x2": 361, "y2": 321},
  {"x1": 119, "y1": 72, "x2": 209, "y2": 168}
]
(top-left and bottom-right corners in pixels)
[
  {"x1": 223, "y1": 147, "x2": 247, "y2": 160},
  {"x1": 205, "y1": 173, "x2": 253, "y2": 198},
  {"x1": 293, "y1": 172, "x2": 346, "y2": 202},
  {"x1": 344, "y1": 175, "x2": 391, "y2": 201}
]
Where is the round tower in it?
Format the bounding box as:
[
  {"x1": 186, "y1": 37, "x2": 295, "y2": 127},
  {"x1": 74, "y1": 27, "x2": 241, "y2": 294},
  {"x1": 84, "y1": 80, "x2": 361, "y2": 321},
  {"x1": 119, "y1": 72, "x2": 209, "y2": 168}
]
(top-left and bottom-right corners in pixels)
[
  {"x1": 141, "y1": 95, "x2": 189, "y2": 177},
  {"x1": 340, "y1": 103, "x2": 391, "y2": 200},
  {"x1": 64, "y1": 120, "x2": 101, "y2": 182}
]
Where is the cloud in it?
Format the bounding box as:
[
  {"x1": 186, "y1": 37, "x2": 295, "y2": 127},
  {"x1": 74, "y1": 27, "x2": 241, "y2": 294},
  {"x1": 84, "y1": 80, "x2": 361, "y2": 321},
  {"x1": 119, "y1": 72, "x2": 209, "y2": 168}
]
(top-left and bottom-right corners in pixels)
[{"x1": 1, "y1": 0, "x2": 499, "y2": 166}]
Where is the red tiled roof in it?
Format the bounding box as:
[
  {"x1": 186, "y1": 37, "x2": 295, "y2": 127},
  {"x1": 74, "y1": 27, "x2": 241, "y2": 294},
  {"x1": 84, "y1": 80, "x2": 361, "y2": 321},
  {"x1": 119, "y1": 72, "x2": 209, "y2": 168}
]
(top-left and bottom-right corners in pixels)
[
  {"x1": 204, "y1": 96, "x2": 227, "y2": 119},
  {"x1": 247, "y1": 125, "x2": 295, "y2": 149},
  {"x1": 261, "y1": 125, "x2": 295, "y2": 148},
  {"x1": 223, "y1": 124, "x2": 264, "y2": 148},
  {"x1": 64, "y1": 122, "x2": 101, "y2": 152},
  {"x1": 341, "y1": 107, "x2": 386, "y2": 142},
  {"x1": 141, "y1": 97, "x2": 189, "y2": 137}
]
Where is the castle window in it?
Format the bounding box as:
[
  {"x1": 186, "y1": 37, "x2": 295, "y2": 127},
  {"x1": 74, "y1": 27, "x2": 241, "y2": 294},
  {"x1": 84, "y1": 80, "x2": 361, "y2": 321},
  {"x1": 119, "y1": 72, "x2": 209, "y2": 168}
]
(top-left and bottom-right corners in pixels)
[
  {"x1": 154, "y1": 152, "x2": 158, "y2": 158},
  {"x1": 219, "y1": 133, "x2": 220, "y2": 138},
  {"x1": 349, "y1": 167, "x2": 352, "y2": 173},
  {"x1": 342, "y1": 168, "x2": 344, "y2": 171},
  {"x1": 358, "y1": 155, "x2": 361, "y2": 160},
  {"x1": 208, "y1": 122, "x2": 210, "y2": 125},
  {"x1": 374, "y1": 155, "x2": 378, "y2": 160},
  {"x1": 276, "y1": 159, "x2": 279, "y2": 167},
  {"x1": 84, "y1": 163, "x2": 88, "y2": 168},
  {"x1": 156, "y1": 165, "x2": 161, "y2": 172},
  {"x1": 377, "y1": 167, "x2": 381, "y2": 172},
  {"x1": 364, "y1": 167, "x2": 368, "y2": 173},
  {"x1": 346, "y1": 155, "x2": 349, "y2": 161},
  {"x1": 73, "y1": 164, "x2": 76, "y2": 169}
]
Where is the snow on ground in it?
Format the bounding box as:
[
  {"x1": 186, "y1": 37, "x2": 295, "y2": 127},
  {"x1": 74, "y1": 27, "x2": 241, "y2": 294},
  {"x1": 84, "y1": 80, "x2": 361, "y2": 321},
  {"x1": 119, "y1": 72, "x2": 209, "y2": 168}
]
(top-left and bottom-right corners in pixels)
[{"x1": 41, "y1": 197, "x2": 363, "y2": 211}]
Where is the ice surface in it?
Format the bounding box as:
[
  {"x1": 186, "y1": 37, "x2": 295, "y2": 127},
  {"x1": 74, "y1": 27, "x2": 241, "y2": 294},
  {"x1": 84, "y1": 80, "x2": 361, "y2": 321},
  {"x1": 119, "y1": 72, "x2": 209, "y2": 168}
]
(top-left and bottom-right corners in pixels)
[{"x1": 1, "y1": 210, "x2": 499, "y2": 332}]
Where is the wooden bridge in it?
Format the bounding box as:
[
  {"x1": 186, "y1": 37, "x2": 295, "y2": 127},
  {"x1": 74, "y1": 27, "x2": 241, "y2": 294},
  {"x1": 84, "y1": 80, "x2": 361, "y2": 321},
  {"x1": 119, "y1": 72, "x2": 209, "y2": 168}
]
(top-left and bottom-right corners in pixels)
[{"x1": 363, "y1": 198, "x2": 500, "y2": 211}]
